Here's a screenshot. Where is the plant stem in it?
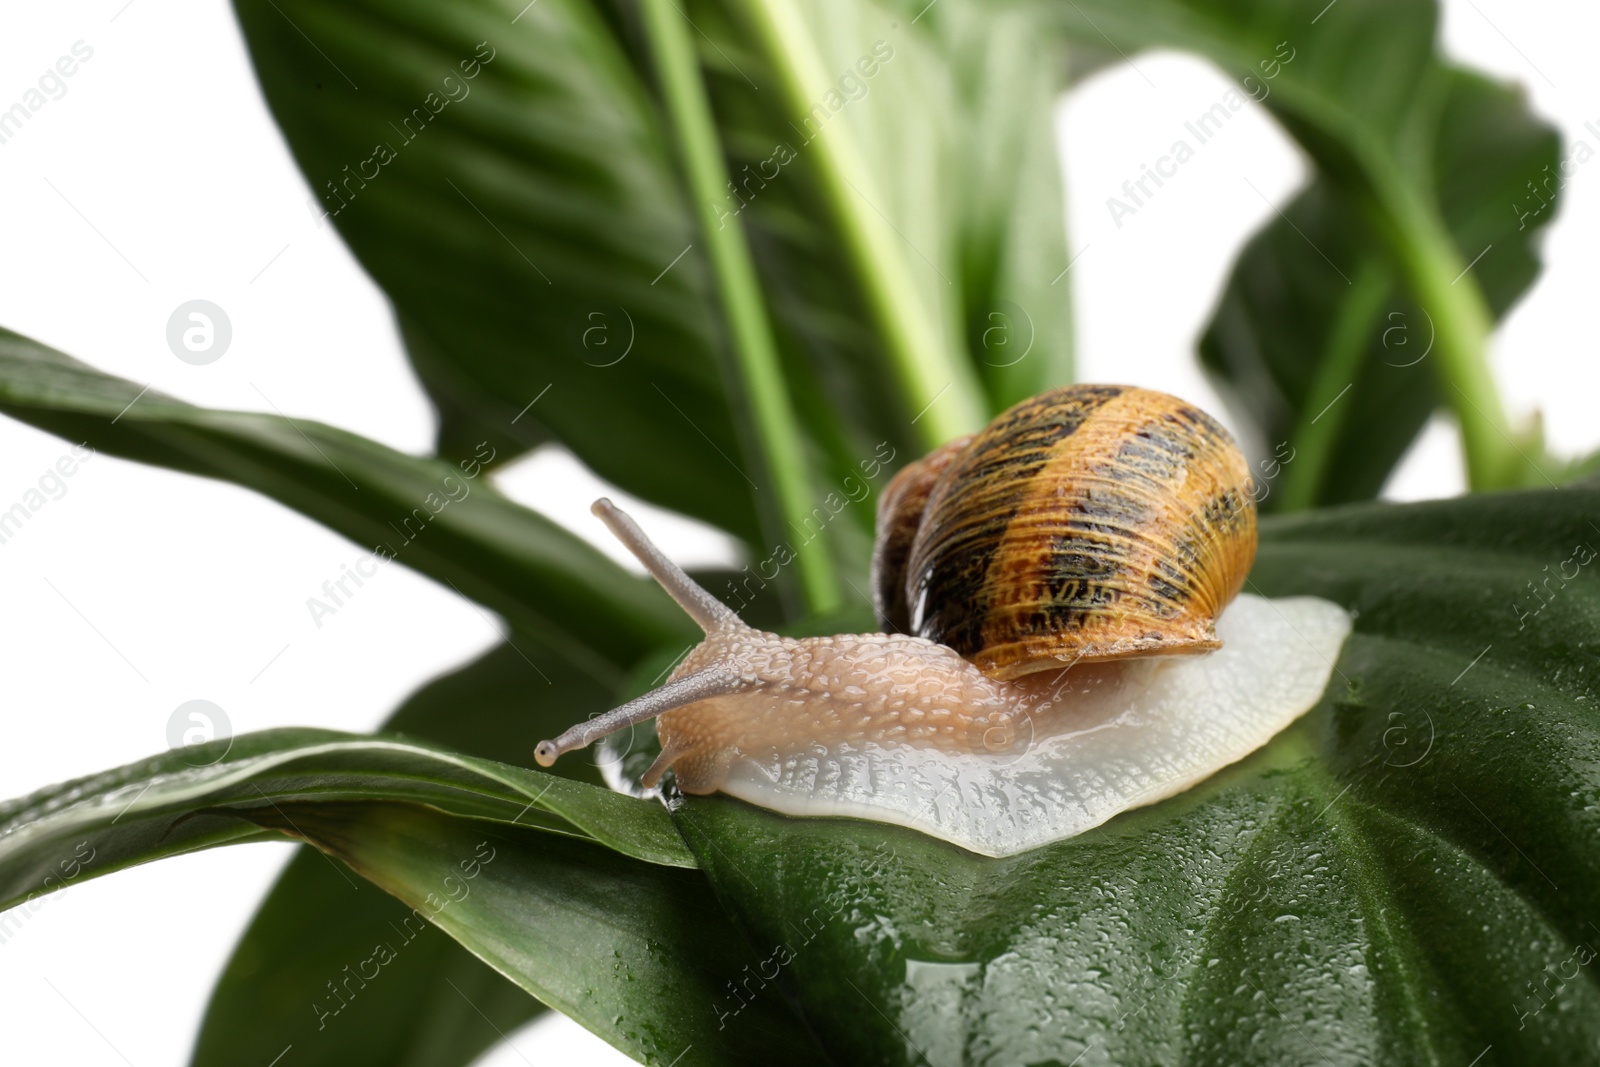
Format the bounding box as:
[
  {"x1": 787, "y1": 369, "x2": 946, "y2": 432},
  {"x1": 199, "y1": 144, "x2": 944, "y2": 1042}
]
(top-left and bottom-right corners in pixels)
[
  {"x1": 739, "y1": 0, "x2": 987, "y2": 451},
  {"x1": 1377, "y1": 185, "x2": 1520, "y2": 489},
  {"x1": 1275, "y1": 259, "x2": 1390, "y2": 511},
  {"x1": 639, "y1": 0, "x2": 839, "y2": 614}
]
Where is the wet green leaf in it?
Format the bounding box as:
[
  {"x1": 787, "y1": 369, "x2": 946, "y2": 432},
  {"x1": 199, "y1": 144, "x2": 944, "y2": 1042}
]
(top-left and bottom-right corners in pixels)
[
  {"x1": 0, "y1": 729, "x2": 694, "y2": 911},
  {"x1": 241, "y1": 801, "x2": 821, "y2": 1066},
  {"x1": 673, "y1": 485, "x2": 1600, "y2": 1065}
]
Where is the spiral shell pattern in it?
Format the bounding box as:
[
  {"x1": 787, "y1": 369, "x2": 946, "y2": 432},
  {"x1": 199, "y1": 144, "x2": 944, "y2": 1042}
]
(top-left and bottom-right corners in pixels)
[{"x1": 880, "y1": 384, "x2": 1257, "y2": 680}]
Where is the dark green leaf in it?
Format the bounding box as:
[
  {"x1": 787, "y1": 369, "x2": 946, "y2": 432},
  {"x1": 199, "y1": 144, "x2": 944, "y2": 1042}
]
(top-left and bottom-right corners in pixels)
[
  {"x1": 194, "y1": 847, "x2": 545, "y2": 1067},
  {"x1": 1057, "y1": 0, "x2": 1559, "y2": 494},
  {"x1": 195, "y1": 638, "x2": 618, "y2": 1067},
  {"x1": 0, "y1": 729, "x2": 693, "y2": 913},
  {"x1": 0, "y1": 668, "x2": 835, "y2": 1065},
  {"x1": 1202, "y1": 69, "x2": 1561, "y2": 508},
  {"x1": 241, "y1": 801, "x2": 822, "y2": 1066},
  {"x1": 692, "y1": 0, "x2": 1076, "y2": 438},
  {"x1": 232, "y1": 0, "x2": 1077, "y2": 572},
  {"x1": 0, "y1": 327, "x2": 694, "y2": 673},
  {"x1": 232, "y1": 0, "x2": 767, "y2": 545},
  {"x1": 0, "y1": 744, "x2": 821, "y2": 1065},
  {"x1": 672, "y1": 485, "x2": 1600, "y2": 1065}
]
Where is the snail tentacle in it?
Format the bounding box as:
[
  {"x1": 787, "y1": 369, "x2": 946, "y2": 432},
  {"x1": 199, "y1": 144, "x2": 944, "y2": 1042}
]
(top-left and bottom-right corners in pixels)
[
  {"x1": 537, "y1": 501, "x2": 757, "y2": 771},
  {"x1": 592, "y1": 497, "x2": 742, "y2": 634},
  {"x1": 534, "y1": 668, "x2": 745, "y2": 767}
]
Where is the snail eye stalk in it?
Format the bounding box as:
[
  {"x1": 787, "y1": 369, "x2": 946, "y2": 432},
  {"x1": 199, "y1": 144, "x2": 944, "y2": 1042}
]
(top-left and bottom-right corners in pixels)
[{"x1": 590, "y1": 498, "x2": 741, "y2": 634}]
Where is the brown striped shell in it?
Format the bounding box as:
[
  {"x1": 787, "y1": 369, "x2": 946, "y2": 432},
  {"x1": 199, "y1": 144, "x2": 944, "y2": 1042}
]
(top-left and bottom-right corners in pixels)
[{"x1": 871, "y1": 385, "x2": 1257, "y2": 680}]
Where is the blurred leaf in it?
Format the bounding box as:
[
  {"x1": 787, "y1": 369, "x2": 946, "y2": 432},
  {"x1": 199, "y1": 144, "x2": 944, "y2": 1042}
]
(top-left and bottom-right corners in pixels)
[
  {"x1": 232, "y1": 0, "x2": 1077, "y2": 575},
  {"x1": 243, "y1": 801, "x2": 822, "y2": 1066},
  {"x1": 0, "y1": 729, "x2": 693, "y2": 909},
  {"x1": 0, "y1": 327, "x2": 693, "y2": 673},
  {"x1": 397, "y1": 311, "x2": 547, "y2": 474},
  {"x1": 673, "y1": 484, "x2": 1600, "y2": 1065},
  {"x1": 1202, "y1": 69, "x2": 1561, "y2": 508},
  {"x1": 692, "y1": 0, "x2": 1075, "y2": 449},
  {"x1": 233, "y1": 0, "x2": 770, "y2": 547},
  {"x1": 195, "y1": 638, "x2": 618, "y2": 1067},
  {"x1": 930, "y1": 1, "x2": 1078, "y2": 410},
  {"x1": 1052, "y1": 0, "x2": 1448, "y2": 216},
  {"x1": 1057, "y1": 0, "x2": 1554, "y2": 493}
]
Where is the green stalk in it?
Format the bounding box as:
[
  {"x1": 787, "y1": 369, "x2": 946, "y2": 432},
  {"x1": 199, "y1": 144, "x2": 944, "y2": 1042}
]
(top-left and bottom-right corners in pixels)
[
  {"x1": 1275, "y1": 259, "x2": 1390, "y2": 511},
  {"x1": 640, "y1": 0, "x2": 839, "y2": 613},
  {"x1": 740, "y1": 0, "x2": 987, "y2": 450},
  {"x1": 1375, "y1": 184, "x2": 1521, "y2": 489}
]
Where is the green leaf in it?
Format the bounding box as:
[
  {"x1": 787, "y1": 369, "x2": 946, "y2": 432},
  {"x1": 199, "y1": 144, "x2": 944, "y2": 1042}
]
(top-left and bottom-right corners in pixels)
[
  {"x1": 242, "y1": 800, "x2": 822, "y2": 1066},
  {"x1": 231, "y1": 0, "x2": 1076, "y2": 565},
  {"x1": 195, "y1": 638, "x2": 616, "y2": 1067},
  {"x1": 0, "y1": 725, "x2": 825, "y2": 1064},
  {"x1": 0, "y1": 729, "x2": 694, "y2": 910},
  {"x1": 194, "y1": 847, "x2": 546, "y2": 1067},
  {"x1": 671, "y1": 485, "x2": 1600, "y2": 1064},
  {"x1": 12, "y1": 492, "x2": 1597, "y2": 1065},
  {"x1": 0, "y1": 690, "x2": 826, "y2": 1064},
  {"x1": 915, "y1": 0, "x2": 1080, "y2": 411},
  {"x1": 713, "y1": 0, "x2": 1074, "y2": 437},
  {"x1": 1057, "y1": 0, "x2": 1545, "y2": 490},
  {"x1": 1202, "y1": 68, "x2": 1561, "y2": 508},
  {"x1": 0, "y1": 327, "x2": 693, "y2": 673},
  {"x1": 233, "y1": 0, "x2": 771, "y2": 547}
]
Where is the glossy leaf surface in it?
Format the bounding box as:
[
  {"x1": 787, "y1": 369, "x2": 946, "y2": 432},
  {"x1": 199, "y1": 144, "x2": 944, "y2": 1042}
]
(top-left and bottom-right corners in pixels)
[
  {"x1": 0, "y1": 728, "x2": 692, "y2": 913},
  {"x1": 193, "y1": 637, "x2": 616, "y2": 1067},
  {"x1": 672, "y1": 485, "x2": 1600, "y2": 1066}
]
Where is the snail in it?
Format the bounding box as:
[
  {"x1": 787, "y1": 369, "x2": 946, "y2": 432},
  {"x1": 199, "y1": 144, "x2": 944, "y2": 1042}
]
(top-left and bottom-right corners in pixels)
[{"x1": 536, "y1": 385, "x2": 1351, "y2": 857}]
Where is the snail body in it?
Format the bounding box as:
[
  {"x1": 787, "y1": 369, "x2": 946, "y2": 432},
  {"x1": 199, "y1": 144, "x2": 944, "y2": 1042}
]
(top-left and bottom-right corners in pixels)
[{"x1": 537, "y1": 386, "x2": 1350, "y2": 857}]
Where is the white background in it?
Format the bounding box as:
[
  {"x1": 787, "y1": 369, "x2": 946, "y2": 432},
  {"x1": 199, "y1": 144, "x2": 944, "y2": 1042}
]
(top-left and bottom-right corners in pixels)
[{"x1": 0, "y1": 2, "x2": 1592, "y2": 1064}]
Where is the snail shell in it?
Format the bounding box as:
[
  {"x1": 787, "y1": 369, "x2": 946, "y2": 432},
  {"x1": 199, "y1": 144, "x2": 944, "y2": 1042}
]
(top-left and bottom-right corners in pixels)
[
  {"x1": 874, "y1": 384, "x2": 1257, "y2": 677},
  {"x1": 536, "y1": 388, "x2": 1349, "y2": 857}
]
